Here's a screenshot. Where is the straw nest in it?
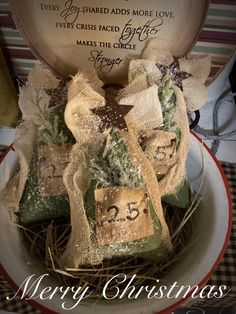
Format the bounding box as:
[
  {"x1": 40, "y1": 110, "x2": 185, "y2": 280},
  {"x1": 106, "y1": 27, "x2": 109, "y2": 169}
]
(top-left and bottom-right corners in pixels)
[{"x1": 19, "y1": 190, "x2": 202, "y2": 301}]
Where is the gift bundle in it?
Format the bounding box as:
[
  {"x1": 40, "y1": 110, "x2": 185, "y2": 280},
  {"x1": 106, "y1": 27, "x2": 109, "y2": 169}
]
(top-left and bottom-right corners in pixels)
[
  {"x1": 2, "y1": 66, "x2": 75, "y2": 223},
  {"x1": 2, "y1": 40, "x2": 211, "y2": 297}
]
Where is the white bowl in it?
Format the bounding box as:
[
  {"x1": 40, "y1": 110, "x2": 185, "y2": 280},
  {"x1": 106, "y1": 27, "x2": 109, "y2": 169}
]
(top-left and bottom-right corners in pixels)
[{"x1": 0, "y1": 132, "x2": 232, "y2": 314}]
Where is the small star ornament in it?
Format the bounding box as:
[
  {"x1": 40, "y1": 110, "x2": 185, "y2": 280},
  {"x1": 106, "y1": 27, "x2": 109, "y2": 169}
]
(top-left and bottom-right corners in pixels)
[
  {"x1": 156, "y1": 60, "x2": 192, "y2": 91},
  {"x1": 46, "y1": 78, "x2": 70, "y2": 107},
  {"x1": 91, "y1": 92, "x2": 133, "y2": 132}
]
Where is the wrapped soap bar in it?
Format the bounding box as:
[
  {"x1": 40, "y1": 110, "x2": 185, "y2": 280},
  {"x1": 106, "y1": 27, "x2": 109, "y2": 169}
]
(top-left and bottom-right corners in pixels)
[
  {"x1": 61, "y1": 72, "x2": 172, "y2": 268},
  {"x1": 2, "y1": 66, "x2": 74, "y2": 224},
  {"x1": 19, "y1": 75, "x2": 75, "y2": 224},
  {"x1": 84, "y1": 128, "x2": 167, "y2": 261},
  {"x1": 19, "y1": 143, "x2": 71, "y2": 224},
  {"x1": 61, "y1": 42, "x2": 210, "y2": 268},
  {"x1": 119, "y1": 42, "x2": 210, "y2": 197}
]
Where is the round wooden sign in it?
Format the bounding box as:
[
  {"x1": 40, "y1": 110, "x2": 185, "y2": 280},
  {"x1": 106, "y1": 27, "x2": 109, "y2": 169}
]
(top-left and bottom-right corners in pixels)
[{"x1": 10, "y1": 0, "x2": 208, "y2": 83}]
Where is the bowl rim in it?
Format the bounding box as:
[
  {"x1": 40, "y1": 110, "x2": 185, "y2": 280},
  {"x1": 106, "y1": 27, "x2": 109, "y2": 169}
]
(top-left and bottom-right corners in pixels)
[
  {"x1": 0, "y1": 131, "x2": 233, "y2": 314},
  {"x1": 154, "y1": 131, "x2": 233, "y2": 313}
]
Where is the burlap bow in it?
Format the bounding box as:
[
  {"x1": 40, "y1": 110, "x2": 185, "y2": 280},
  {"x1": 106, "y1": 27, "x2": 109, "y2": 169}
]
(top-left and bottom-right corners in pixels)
[{"x1": 141, "y1": 39, "x2": 211, "y2": 111}]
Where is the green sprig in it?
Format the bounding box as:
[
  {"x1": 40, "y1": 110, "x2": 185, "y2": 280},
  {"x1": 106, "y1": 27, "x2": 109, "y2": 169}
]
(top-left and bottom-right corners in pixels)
[
  {"x1": 32, "y1": 88, "x2": 69, "y2": 145},
  {"x1": 90, "y1": 129, "x2": 144, "y2": 189},
  {"x1": 158, "y1": 75, "x2": 181, "y2": 147}
]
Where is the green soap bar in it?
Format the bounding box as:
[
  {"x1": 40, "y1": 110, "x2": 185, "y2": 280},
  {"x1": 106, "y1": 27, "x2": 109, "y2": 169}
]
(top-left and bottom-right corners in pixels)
[
  {"x1": 163, "y1": 180, "x2": 191, "y2": 209},
  {"x1": 19, "y1": 152, "x2": 69, "y2": 225},
  {"x1": 19, "y1": 79, "x2": 75, "y2": 224},
  {"x1": 85, "y1": 183, "x2": 168, "y2": 262},
  {"x1": 84, "y1": 128, "x2": 169, "y2": 262}
]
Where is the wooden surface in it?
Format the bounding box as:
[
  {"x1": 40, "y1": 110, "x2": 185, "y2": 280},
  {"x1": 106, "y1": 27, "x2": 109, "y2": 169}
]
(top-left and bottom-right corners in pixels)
[{"x1": 9, "y1": 0, "x2": 208, "y2": 83}]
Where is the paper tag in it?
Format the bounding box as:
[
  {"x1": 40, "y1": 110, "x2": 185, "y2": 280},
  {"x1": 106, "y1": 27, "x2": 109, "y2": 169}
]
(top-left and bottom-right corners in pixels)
[
  {"x1": 95, "y1": 187, "x2": 154, "y2": 245},
  {"x1": 37, "y1": 144, "x2": 70, "y2": 197},
  {"x1": 144, "y1": 130, "x2": 176, "y2": 173}
]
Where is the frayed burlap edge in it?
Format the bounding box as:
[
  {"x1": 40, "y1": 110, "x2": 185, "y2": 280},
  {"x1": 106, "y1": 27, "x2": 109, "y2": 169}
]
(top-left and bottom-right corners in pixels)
[
  {"x1": 1, "y1": 121, "x2": 37, "y2": 213},
  {"x1": 159, "y1": 85, "x2": 189, "y2": 197}
]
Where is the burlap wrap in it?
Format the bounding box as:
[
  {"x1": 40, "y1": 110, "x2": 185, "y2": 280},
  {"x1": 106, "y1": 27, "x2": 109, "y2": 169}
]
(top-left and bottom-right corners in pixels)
[
  {"x1": 119, "y1": 71, "x2": 190, "y2": 196},
  {"x1": 1, "y1": 66, "x2": 60, "y2": 212},
  {"x1": 61, "y1": 145, "x2": 103, "y2": 266},
  {"x1": 62, "y1": 41, "x2": 210, "y2": 267},
  {"x1": 61, "y1": 72, "x2": 106, "y2": 266},
  {"x1": 122, "y1": 119, "x2": 173, "y2": 251},
  {"x1": 62, "y1": 73, "x2": 173, "y2": 267},
  {"x1": 118, "y1": 42, "x2": 210, "y2": 195},
  {"x1": 1, "y1": 121, "x2": 37, "y2": 210}
]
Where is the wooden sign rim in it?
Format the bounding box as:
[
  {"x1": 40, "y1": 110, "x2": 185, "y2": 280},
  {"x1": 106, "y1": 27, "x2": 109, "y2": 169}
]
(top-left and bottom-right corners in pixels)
[{"x1": 9, "y1": 0, "x2": 210, "y2": 80}]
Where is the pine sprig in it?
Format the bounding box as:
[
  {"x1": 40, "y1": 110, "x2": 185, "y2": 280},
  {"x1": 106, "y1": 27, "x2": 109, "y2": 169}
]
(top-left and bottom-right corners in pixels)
[
  {"x1": 32, "y1": 88, "x2": 69, "y2": 145},
  {"x1": 158, "y1": 75, "x2": 181, "y2": 147},
  {"x1": 90, "y1": 128, "x2": 144, "y2": 189}
]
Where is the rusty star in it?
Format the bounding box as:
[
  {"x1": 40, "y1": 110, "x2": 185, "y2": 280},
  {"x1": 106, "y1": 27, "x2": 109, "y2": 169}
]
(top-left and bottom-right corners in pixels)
[
  {"x1": 156, "y1": 60, "x2": 192, "y2": 91},
  {"x1": 91, "y1": 88, "x2": 133, "y2": 132},
  {"x1": 46, "y1": 78, "x2": 71, "y2": 108}
]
